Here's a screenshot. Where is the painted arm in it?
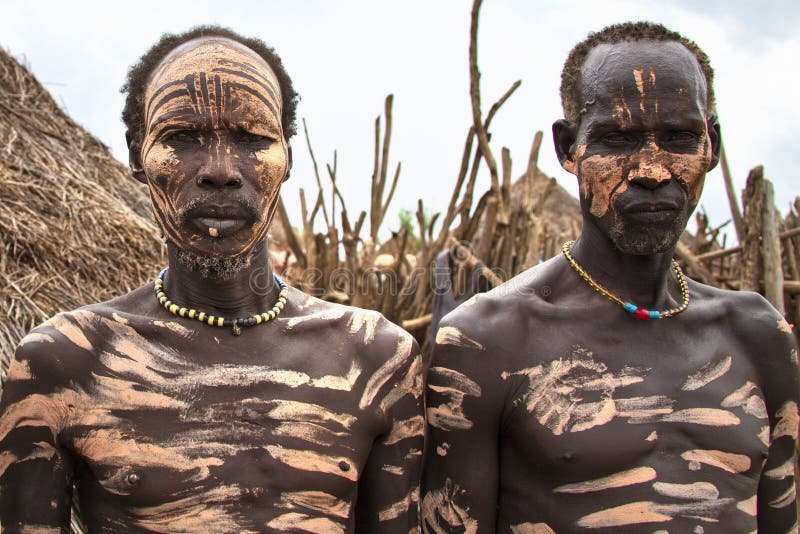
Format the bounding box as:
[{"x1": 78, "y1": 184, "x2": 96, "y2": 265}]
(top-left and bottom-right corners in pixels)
[
  {"x1": 355, "y1": 329, "x2": 425, "y2": 533},
  {"x1": 422, "y1": 320, "x2": 502, "y2": 533},
  {"x1": 0, "y1": 331, "x2": 77, "y2": 533},
  {"x1": 756, "y1": 316, "x2": 800, "y2": 532}
]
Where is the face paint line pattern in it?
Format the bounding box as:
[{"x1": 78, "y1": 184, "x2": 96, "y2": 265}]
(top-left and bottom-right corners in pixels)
[
  {"x1": 553, "y1": 466, "x2": 656, "y2": 494},
  {"x1": 359, "y1": 334, "x2": 414, "y2": 410},
  {"x1": 681, "y1": 356, "x2": 732, "y2": 391}
]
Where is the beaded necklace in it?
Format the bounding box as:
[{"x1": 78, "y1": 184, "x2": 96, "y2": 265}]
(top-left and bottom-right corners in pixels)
[
  {"x1": 153, "y1": 267, "x2": 289, "y2": 335},
  {"x1": 562, "y1": 240, "x2": 689, "y2": 320}
]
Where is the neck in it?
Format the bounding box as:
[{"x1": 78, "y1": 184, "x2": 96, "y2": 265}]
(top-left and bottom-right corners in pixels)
[
  {"x1": 161, "y1": 241, "x2": 280, "y2": 318},
  {"x1": 569, "y1": 219, "x2": 678, "y2": 310}
]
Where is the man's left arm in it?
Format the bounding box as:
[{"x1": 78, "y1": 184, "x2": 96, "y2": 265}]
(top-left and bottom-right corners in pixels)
[
  {"x1": 757, "y1": 314, "x2": 800, "y2": 532},
  {"x1": 355, "y1": 327, "x2": 424, "y2": 533}
]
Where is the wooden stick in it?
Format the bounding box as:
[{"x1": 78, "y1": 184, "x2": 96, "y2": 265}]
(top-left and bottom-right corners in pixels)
[
  {"x1": 469, "y1": 0, "x2": 502, "y2": 209},
  {"x1": 275, "y1": 197, "x2": 307, "y2": 269},
  {"x1": 762, "y1": 179, "x2": 784, "y2": 313},
  {"x1": 302, "y1": 118, "x2": 330, "y2": 229},
  {"x1": 719, "y1": 139, "x2": 745, "y2": 243},
  {"x1": 740, "y1": 166, "x2": 764, "y2": 292},
  {"x1": 402, "y1": 313, "x2": 433, "y2": 331},
  {"x1": 784, "y1": 281, "x2": 800, "y2": 294},
  {"x1": 674, "y1": 241, "x2": 718, "y2": 287},
  {"x1": 694, "y1": 225, "x2": 800, "y2": 262}
]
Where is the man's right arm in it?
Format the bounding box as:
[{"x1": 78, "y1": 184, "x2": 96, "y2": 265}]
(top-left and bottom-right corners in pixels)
[
  {"x1": 0, "y1": 328, "x2": 78, "y2": 532},
  {"x1": 422, "y1": 316, "x2": 504, "y2": 533}
]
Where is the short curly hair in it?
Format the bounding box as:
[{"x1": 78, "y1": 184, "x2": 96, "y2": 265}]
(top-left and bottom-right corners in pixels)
[
  {"x1": 121, "y1": 25, "x2": 299, "y2": 148},
  {"x1": 560, "y1": 21, "x2": 715, "y2": 125}
]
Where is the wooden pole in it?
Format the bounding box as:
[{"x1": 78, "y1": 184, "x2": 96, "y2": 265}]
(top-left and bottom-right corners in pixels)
[
  {"x1": 761, "y1": 179, "x2": 785, "y2": 313},
  {"x1": 719, "y1": 139, "x2": 745, "y2": 243},
  {"x1": 740, "y1": 166, "x2": 764, "y2": 292}
]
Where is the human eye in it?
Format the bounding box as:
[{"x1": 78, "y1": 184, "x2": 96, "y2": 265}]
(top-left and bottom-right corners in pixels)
[
  {"x1": 165, "y1": 130, "x2": 203, "y2": 145},
  {"x1": 663, "y1": 130, "x2": 700, "y2": 147},
  {"x1": 234, "y1": 130, "x2": 276, "y2": 148},
  {"x1": 599, "y1": 131, "x2": 636, "y2": 147}
]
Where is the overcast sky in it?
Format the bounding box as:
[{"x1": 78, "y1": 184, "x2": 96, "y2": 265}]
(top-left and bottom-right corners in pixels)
[{"x1": 1, "y1": 0, "x2": 797, "y2": 245}]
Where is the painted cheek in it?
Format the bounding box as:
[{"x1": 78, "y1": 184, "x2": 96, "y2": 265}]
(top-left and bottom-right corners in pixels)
[
  {"x1": 577, "y1": 152, "x2": 630, "y2": 218},
  {"x1": 662, "y1": 140, "x2": 712, "y2": 206},
  {"x1": 563, "y1": 144, "x2": 585, "y2": 176},
  {"x1": 142, "y1": 143, "x2": 189, "y2": 238}
]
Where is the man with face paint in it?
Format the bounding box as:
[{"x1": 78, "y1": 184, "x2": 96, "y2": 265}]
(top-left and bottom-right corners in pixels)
[
  {"x1": 422, "y1": 22, "x2": 799, "y2": 533},
  {"x1": 0, "y1": 27, "x2": 423, "y2": 532}
]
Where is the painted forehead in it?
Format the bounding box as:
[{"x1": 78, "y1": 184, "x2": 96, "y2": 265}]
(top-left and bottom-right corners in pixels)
[
  {"x1": 580, "y1": 40, "x2": 708, "y2": 112},
  {"x1": 144, "y1": 37, "x2": 282, "y2": 117}
]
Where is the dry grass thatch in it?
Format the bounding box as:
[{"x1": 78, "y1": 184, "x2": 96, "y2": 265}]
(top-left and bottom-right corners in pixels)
[{"x1": 0, "y1": 47, "x2": 166, "y2": 377}]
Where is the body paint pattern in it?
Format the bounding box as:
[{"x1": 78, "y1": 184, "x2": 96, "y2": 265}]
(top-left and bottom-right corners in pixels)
[
  {"x1": 495, "y1": 347, "x2": 786, "y2": 531},
  {"x1": 420, "y1": 478, "x2": 478, "y2": 534},
  {"x1": 0, "y1": 296, "x2": 424, "y2": 532},
  {"x1": 426, "y1": 367, "x2": 482, "y2": 432}
]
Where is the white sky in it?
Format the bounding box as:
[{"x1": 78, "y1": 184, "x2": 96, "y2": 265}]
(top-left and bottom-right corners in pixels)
[{"x1": 1, "y1": 0, "x2": 797, "y2": 245}]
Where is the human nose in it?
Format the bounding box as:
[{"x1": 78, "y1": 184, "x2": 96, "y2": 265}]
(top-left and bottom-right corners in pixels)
[
  {"x1": 195, "y1": 141, "x2": 243, "y2": 188},
  {"x1": 628, "y1": 139, "x2": 671, "y2": 189}
]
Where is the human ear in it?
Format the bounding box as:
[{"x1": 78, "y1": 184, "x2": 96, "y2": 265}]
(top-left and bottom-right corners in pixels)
[
  {"x1": 126, "y1": 131, "x2": 147, "y2": 184},
  {"x1": 552, "y1": 119, "x2": 578, "y2": 175},
  {"x1": 706, "y1": 116, "x2": 721, "y2": 172},
  {"x1": 283, "y1": 143, "x2": 293, "y2": 183}
]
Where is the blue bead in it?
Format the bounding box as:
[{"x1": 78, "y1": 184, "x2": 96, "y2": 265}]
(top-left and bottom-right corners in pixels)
[
  {"x1": 649, "y1": 310, "x2": 660, "y2": 319},
  {"x1": 624, "y1": 303, "x2": 637, "y2": 313}
]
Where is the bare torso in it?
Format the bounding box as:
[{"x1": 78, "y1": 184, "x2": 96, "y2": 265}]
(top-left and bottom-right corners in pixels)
[
  {"x1": 423, "y1": 256, "x2": 798, "y2": 533},
  {"x1": 1, "y1": 284, "x2": 424, "y2": 533}
]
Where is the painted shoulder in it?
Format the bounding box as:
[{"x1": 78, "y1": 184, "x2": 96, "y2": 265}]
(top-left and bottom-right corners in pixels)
[
  {"x1": 6, "y1": 307, "x2": 111, "y2": 399},
  {"x1": 285, "y1": 287, "x2": 418, "y2": 361},
  {"x1": 437, "y1": 256, "x2": 563, "y2": 352}
]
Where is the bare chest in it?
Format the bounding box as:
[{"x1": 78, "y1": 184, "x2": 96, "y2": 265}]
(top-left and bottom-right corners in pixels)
[{"x1": 60, "y1": 317, "x2": 377, "y2": 525}]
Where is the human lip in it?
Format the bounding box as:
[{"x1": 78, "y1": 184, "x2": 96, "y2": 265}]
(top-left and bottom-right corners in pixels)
[
  {"x1": 186, "y1": 204, "x2": 252, "y2": 237},
  {"x1": 619, "y1": 201, "x2": 681, "y2": 214},
  {"x1": 191, "y1": 217, "x2": 249, "y2": 237}
]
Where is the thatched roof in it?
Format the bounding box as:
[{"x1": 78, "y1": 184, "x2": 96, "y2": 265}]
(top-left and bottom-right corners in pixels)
[{"x1": 0, "y1": 48, "x2": 165, "y2": 374}]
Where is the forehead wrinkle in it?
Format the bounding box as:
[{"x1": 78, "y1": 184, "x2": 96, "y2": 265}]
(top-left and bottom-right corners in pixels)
[{"x1": 581, "y1": 40, "x2": 710, "y2": 120}]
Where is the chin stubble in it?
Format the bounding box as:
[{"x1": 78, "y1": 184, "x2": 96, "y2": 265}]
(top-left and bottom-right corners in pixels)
[{"x1": 175, "y1": 249, "x2": 254, "y2": 281}]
